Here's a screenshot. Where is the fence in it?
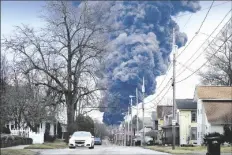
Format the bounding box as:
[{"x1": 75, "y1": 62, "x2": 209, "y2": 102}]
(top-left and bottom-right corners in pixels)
[
  {"x1": 11, "y1": 129, "x2": 29, "y2": 137},
  {"x1": 10, "y1": 129, "x2": 44, "y2": 144},
  {"x1": 29, "y1": 132, "x2": 44, "y2": 144}
]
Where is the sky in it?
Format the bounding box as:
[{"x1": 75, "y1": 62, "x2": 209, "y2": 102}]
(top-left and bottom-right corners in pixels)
[{"x1": 1, "y1": 1, "x2": 231, "y2": 122}]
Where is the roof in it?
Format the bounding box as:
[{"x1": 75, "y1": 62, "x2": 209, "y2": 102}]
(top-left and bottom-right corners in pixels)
[
  {"x1": 176, "y1": 99, "x2": 197, "y2": 110},
  {"x1": 203, "y1": 101, "x2": 232, "y2": 125},
  {"x1": 196, "y1": 86, "x2": 232, "y2": 100},
  {"x1": 157, "y1": 106, "x2": 173, "y2": 119}
]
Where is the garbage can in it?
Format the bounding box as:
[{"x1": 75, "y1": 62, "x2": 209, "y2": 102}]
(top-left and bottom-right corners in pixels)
[{"x1": 204, "y1": 136, "x2": 221, "y2": 155}]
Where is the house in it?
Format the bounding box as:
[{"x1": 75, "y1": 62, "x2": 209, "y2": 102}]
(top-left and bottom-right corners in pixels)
[
  {"x1": 161, "y1": 113, "x2": 179, "y2": 145},
  {"x1": 176, "y1": 99, "x2": 197, "y2": 146},
  {"x1": 157, "y1": 106, "x2": 173, "y2": 131},
  {"x1": 156, "y1": 105, "x2": 172, "y2": 144},
  {"x1": 6, "y1": 119, "x2": 58, "y2": 144},
  {"x1": 158, "y1": 99, "x2": 197, "y2": 146},
  {"x1": 195, "y1": 86, "x2": 232, "y2": 145},
  {"x1": 137, "y1": 117, "x2": 153, "y2": 136},
  {"x1": 151, "y1": 111, "x2": 158, "y2": 130},
  {"x1": 5, "y1": 104, "x2": 68, "y2": 144},
  {"x1": 134, "y1": 114, "x2": 157, "y2": 144}
]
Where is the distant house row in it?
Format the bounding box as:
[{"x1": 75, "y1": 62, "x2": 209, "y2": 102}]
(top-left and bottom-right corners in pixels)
[
  {"x1": 115, "y1": 86, "x2": 232, "y2": 146},
  {"x1": 156, "y1": 86, "x2": 232, "y2": 146}
]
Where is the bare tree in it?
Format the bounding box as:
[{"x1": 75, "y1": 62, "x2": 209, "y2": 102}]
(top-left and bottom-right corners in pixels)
[
  {"x1": 3, "y1": 61, "x2": 59, "y2": 132},
  {"x1": 94, "y1": 121, "x2": 109, "y2": 139},
  {"x1": 200, "y1": 19, "x2": 232, "y2": 86},
  {"x1": 3, "y1": 1, "x2": 108, "y2": 135},
  {"x1": 0, "y1": 54, "x2": 10, "y2": 129}
]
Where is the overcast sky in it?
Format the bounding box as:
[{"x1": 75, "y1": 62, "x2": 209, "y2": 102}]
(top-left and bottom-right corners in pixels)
[{"x1": 1, "y1": 1, "x2": 231, "y2": 122}]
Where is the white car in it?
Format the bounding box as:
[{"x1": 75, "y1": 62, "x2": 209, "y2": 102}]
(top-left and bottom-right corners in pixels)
[{"x1": 69, "y1": 131, "x2": 94, "y2": 149}]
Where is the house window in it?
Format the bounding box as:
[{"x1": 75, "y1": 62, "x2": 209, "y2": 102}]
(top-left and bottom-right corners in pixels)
[
  {"x1": 155, "y1": 120, "x2": 158, "y2": 130},
  {"x1": 191, "y1": 111, "x2": 197, "y2": 122},
  {"x1": 11, "y1": 125, "x2": 14, "y2": 130},
  {"x1": 191, "y1": 127, "x2": 197, "y2": 140}
]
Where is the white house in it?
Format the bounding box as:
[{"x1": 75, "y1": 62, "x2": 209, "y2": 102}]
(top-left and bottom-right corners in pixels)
[
  {"x1": 5, "y1": 104, "x2": 68, "y2": 144},
  {"x1": 194, "y1": 86, "x2": 232, "y2": 145},
  {"x1": 6, "y1": 120, "x2": 57, "y2": 144},
  {"x1": 176, "y1": 99, "x2": 197, "y2": 146}
]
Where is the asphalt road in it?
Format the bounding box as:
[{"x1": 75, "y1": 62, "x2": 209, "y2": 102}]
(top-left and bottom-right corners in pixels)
[{"x1": 37, "y1": 145, "x2": 170, "y2": 155}]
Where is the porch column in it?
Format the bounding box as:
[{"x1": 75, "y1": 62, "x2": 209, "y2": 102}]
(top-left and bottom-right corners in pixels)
[{"x1": 50, "y1": 123, "x2": 54, "y2": 136}]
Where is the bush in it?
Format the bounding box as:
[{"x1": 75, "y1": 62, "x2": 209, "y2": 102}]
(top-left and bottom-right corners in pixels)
[
  {"x1": 0, "y1": 135, "x2": 33, "y2": 148},
  {"x1": 44, "y1": 132, "x2": 56, "y2": 142},
  {"x1": 2, "y1": 127, "x2": 11, "y2": 134},
  {"x1": 223, "y1": 125, "x2": 232, "y2": 144}
]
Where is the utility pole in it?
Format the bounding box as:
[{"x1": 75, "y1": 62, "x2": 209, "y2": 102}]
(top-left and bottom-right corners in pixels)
[
  {"x1": 123, "y1": 122, "x2": 126, "y2": 146},
  {"x1": 136, "y1": 88, "x2": 139, "y2": 134},
  {"x1": 127, "y1": 107, "x2": 130, "y2": 146},
  {"x1": 172, "y1": 28, "x2": 177, "y2": 150},
  {"x1": 116, "y1": 129, "x2": 118, "y2": 145},
  {"x1": 129, "y1": 95, "x2": 135, "y2": 146},
  {"x1": 142, "y1": 77, "x2": 145, "y2": 146}
]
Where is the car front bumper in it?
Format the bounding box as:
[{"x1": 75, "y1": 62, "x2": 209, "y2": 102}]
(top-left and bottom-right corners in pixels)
[
  {"x1": 69, "y1": 141, "x2": 92, "y2": 147},
  {"x1": 94, "y1": 141, "x2": 102, "y2": 145}
]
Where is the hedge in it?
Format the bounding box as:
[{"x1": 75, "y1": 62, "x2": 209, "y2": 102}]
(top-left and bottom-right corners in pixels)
[{"x1": 0, "y1": 134, "x2": 33, "y2": 148}]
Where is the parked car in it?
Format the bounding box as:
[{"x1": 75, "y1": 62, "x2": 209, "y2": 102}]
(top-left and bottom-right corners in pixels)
[
  {"x1": 69, "y1": 131, "x2": 94, "y2": 149},
  {"x1": 94, "y1": 137, "x2": 102, "y2": 145}
]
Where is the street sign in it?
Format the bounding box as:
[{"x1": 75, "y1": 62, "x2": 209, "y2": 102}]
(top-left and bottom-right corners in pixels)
[{"x1": 172, "y1": 120, "x2": 176, "y2": 126}]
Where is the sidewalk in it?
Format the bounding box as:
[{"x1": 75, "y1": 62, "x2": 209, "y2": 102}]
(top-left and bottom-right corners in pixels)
[{"x1": 1, "y1": 145, "x2": 30, "y2": 149}]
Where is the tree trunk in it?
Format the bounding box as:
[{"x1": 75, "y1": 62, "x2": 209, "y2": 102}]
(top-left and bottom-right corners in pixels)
[{"x1": 66, "y1": 94, "x2": 75, "y2": 141}]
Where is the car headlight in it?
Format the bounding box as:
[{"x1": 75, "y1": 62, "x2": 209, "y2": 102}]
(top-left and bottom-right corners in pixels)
[
  {"x1": 85, "y1": 138, "x2": 92, "y2": 144},
  {"x1": 69, "y1": 138, "x2": 74, "y2": 143}
]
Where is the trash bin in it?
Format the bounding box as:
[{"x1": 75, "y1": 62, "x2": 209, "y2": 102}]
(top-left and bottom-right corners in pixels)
[{"x1": 204, "y1": 136, "x2": 221, "y2": 155}]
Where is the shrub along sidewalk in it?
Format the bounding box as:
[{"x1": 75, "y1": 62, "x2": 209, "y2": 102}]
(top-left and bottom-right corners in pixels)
[
  {"x1": 24, "y1": 141, "x2": 67, "y2": 149},
  {"x1": 145, "y1": 145, "x2": 232, "y2": 154}
]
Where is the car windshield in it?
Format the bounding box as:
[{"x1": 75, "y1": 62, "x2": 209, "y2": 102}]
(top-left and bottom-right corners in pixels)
[
  {"x1": 73, "y1": 132, "x2": 91, "y2": 137},
  {"x1": 94, "y1": 138, "x2": 100, "y2": 141}
]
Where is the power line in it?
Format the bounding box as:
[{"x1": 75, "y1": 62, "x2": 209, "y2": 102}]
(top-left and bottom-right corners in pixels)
[
  {"x1": 129, "y1": 2, "x2": 218, "y2": 112},
  {"x1": 155, "y1": 62, "x2": 172, "y2": 93},
  {"x1": 176, "y1": 33, "x2": 232, "y2": 83},
  {"x1": 182, "y1": 14, "x2": 193, "y2": 30},
  {"x1": 145, "y1": 79, "x2": 172, "y2": 105},
  {"x1": 197, "y1": 1, "x2": 215, "y2": 33},
  {"x1": 177, "y1": 1, "x2": 215, "y2": 58},
  {"x1": 176, "y1": 60, "x2": 212, "y2": 82},
  {"x1": 146, "y1": 85, "x2": 172, "y2": 110},
  {"x1": 176, "y1": 15, "x2": 231, "y2": 78}
]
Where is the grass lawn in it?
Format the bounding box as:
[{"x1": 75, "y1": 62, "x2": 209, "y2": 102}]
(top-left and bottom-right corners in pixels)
[
  {"x1": 1, "y1": 149, "x2": 36, "y2": 155},
  {"x1": 146, "y1": 145, "x2": 232, "y2": 154},
  {"x1": 24, "y1": 141, "x2": 67, "y2": 149}
]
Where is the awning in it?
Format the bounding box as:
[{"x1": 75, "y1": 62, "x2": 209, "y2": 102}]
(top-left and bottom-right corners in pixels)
[{"x1": 161, "y1": 124, "x2": 179, "y2": 129}]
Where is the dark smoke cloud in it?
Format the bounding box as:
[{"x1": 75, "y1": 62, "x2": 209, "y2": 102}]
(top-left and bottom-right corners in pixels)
[{"x1": 81, "y1": 1, "x2": 201, "y2": 125}]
